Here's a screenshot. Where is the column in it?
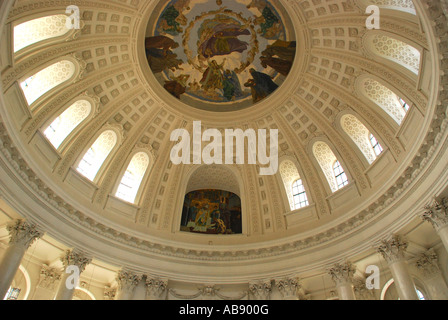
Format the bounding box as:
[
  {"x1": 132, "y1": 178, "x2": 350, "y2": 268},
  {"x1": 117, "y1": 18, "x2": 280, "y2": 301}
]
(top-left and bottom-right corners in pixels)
[
  {"x1": 103, "y1": 286, "x2": 117, "y2": 300},
  {"x1": 275, "y1": 277, "x2": 300, "y2": 300},
  {"x1": 115, "y1": 269, "x2": 139, "y2": 300},
  {"x1": 146, "y1": 277, "x2": 168, "y2": 300},
  {"x1": 32, "y1": 264, "x2": 62, "y2": 300},
  {"x1": 377, "y1": 235, "x2": 419, "y2": 300},
  {"x1": 327, "y1": 262, "x2": 357, "y2": 300},
  {"x1": 0, "y1": 219, "x2": 43, "y2": 298},
  {"x1": 420, "y1": 198, "x2": 448, "y2": 253},
  {"x1": 54, "y1": 249, "x2": 91, "y2": 300},
  {"x1": 353, "y1": 277, "x2": 375, "y2": 300},
  {"x1": 415, "y1": 250, "x2": 448, "y2": 300},
  {"x1": 249, "y1": 280, "x2": 272, "y2": 300},
  {"x1": 132, "y1": 275, "x2": 147, "y2": 300}
]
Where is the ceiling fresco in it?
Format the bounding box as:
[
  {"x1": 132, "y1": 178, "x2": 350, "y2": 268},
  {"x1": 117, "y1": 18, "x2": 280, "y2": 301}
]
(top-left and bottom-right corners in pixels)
[{"x1": 145, "y1": 0, "x2": 296, "y2": 110}]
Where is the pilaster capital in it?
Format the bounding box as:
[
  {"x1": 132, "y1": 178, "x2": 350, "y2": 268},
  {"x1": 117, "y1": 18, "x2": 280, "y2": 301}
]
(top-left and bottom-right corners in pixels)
[
  {"x1": 6, "y1": 219, "x2": 43, "y2": 249},
  {"x1": 376, "y1": 235, "x2": 408, "y2": 264},
  {"x1": 146, "y1": 276, "x2": 168, "y2": 298},
  {"x1": 103, "y1": 286, "x2": 117, "y2": 300},
  {"x1": 249, "y1": 280, "x2": 272, "y2": 300},
  {"x1": 415, "y1": 250, "x2": 441, "y2": 279},
  {"x1": 421, "y1": 198, "x2": 448, "y2": 232},
  {"x1": 116, "y1": 269, "x2": 140, "y2": 292},
  {"x1": 275, "y1": 277, "x2": 301, "y2": 299},
  {"x1": 327, "y1": 261, "x2": 357, "y2": 286},
  {"x1": 60, "y1": 249, "x2": 92, "y2": 273}
]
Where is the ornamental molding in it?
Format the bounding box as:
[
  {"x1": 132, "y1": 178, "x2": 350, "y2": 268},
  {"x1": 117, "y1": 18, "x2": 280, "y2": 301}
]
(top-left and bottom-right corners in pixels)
[
  {"x1": 249, "y1": 280, "x2": 272, "y2": 300},
  {"x1": 116, "y1": 269, "x2": 140, "y2": 292},
  {"x1": 415, "y1": 250, "x2": 442, "y2": 279},
  {"x1": 275, "y1": 277, "x2": 301, "y2": 299},
  {"x1": 0, "y1": 0, "x2": 446, "y2": 273},
  {"x1": 38, "y1": 264, "x2": 62, "y2": 290}
]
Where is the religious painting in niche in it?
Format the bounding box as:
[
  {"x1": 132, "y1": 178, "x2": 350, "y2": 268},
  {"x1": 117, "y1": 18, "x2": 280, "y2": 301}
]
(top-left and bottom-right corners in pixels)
[
  {"x1": 145, "y1": 0, "x2": 296, "y2": 110},
  {"x1": 180, "y1": 189, "x2": 242, "y2": 234}
]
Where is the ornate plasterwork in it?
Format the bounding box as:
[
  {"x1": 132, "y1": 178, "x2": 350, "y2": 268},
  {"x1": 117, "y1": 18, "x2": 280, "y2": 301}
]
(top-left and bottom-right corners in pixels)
[
  {"x1": 60, "y1": 249, "x2": 92, "y2": 273},
  {"x1": 376, "y1": 235, "x2": 408, "y2": 264},
  {"x1": 327, "y1": 261, "x2": 357, "y2": 286},
  {"x1": 116, "y1": 270, "x2": 140, "y2": 292},
  {"x1": 0, "y1": 0, "x2": 446, "y2": 280},
  {"x1": 415, "y1": 250, "x2": 441, "y2": 279},
  {"x1": 275, "y1": 277, "x2": 301, "y2": 299},
  {"x1": 420, "y1": 198, "x2": 448, "y2": 232},
  {"x1": 38, "y1": 264, "x2": 62, "y2": 290},
  {"x1": 6, "y1": 219, "x2": 43, "y2": 248},
  {"x1": 146, "y1": 277, "x2": 168, "y2": 299},
  {"x1": 249, "y1": 280, "x2": 272, "y2": 300}
]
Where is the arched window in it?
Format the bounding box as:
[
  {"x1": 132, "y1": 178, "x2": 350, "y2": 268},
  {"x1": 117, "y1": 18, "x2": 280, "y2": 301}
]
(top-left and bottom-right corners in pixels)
[
  {"x1": 292, "y1": 179, "x2": 309, "y2": 210},
  {"x1": 14, "y1": 15, "x2": 70, "y2": 53},
  {"x1": 279, "y1": 160, "x2": 309, "y2": 210},
  {"x1": 369, "y1": 133, "x2": 383, "y2": 156},
  {"x1": 368, "y1": 34, "x2": 421, "y2": 74},
  {"x1": 333, "y1": 160, "x2": 349, "y2": 189},
  {"x1": 115, "y1": 152, "x2": 150, "y2": 204},
  {"x1": 360, "y1": 78, "x2": 409, "y2": 125},
  {"x1": 77, "y1": 130, "x2": 117, "y2": 181},
  {"x1": 20, "y1": 60, "x2": 76, "y2": 106},
  {"x1": 313, "y1": 141, "x2": 348, "y2": 192},
  {"x1": 341, "y1": 114, "x2": 383, "y2": 164},
  {"x1": 43, "y1": 99, "x2": 92, "y2": 149}
]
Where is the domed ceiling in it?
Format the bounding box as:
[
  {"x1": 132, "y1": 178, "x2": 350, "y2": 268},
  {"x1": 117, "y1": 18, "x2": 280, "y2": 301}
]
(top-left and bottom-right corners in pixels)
[
  {"x1": 145, "y1": 0, "x2": 296, "y2": 111},
  {"x1": 0, "y1": 0, "x2": 447, "y2": 281}
]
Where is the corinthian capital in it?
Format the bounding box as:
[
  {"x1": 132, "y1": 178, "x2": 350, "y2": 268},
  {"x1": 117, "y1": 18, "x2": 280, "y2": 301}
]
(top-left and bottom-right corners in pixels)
[
  {"x1": 421, "y1": 198, "x2": 448, "y2": 232},
  {"x1": 146, "y1": 277, "x2": 168, "y2": 298},
  {"x1": 6, "y1": 219, "x2": 43, "y2": 248},
  {"x1": 275, "y1": 277, "x2": 301, "y2": 299},
  {"x1": 60, "y1": 249, "x2": 92, "y2": 273},
  {"x1": 376, "y1": 235, "x2": 408, "y2": 264},
  {"x1": 415, "y1": 250, "x2": 441, "y2": 279},
  {"x1": 249, "y1": 280, "x2": 272, "y2": 300},
  {"x1": 116, "y1": 270, "x2": 140, "y2": 291},
  {"x1": 327, "y1": 262, "x2": 357, "y2": 286}
]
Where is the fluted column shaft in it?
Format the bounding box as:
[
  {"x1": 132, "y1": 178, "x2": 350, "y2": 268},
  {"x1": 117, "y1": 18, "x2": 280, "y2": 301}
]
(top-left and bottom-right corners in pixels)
[
  {"x1": 54, "y1": 250, "x2": 91, "y2": 300},
  {"x1": 0, "y1": 220, "x2": 42, "y2": 298},
  {"x1": 328, "y1": 262, "x2": 357, "y2": 300},
  {"x1": 377, "y1": 236, "x2": 418, "y2": 300}
]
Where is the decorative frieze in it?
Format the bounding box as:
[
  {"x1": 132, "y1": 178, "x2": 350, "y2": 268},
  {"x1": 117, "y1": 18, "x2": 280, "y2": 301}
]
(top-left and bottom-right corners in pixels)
[{"x1": 6, "y1": 219, "x2": 43, "y2": 249}]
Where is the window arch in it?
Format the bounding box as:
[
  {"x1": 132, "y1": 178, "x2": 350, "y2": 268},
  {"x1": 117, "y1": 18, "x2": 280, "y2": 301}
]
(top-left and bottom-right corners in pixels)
[
  {"x1": 359, "y1": 78, "x2": 409, "y2": 125},
  {"x1": 313, "y1": 141, "x2": 348, "y2": 192},
  {"x1": 14, "y1": 15, "x2": 70, "y2": 53},
  {"x1": 279, "y1": 160, "x2": 309, "y2": 210},
  {"x1": 76, "y1": 130, "x2": 117, "y2": 181},
  {"x1": 341, "y1": 114, "x2": 383, "y2": 164},
  {"x1": 43, "y1": 99, "x2": 92, "y2": 149},
  {"x1": 115, "y1": 152, "x2": 150, "y2": 204},
  {"x1": 363, "y1": 0, "x2": 416, "y2": 14},
  {"x1": 366, "y1": 33, "x2": 421, "y2": 74},
  {"x1": 20, "y1": 60, "x2": 76, "y2": 106}
]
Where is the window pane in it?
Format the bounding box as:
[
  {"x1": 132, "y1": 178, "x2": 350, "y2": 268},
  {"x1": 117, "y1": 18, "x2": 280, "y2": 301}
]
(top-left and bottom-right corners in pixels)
[
  {"x1": 116, "y1": 152, "x2": 150, "y2": 203},
  {"x1": 292, "y1": 179, "x2": 309, "y2": 209}
]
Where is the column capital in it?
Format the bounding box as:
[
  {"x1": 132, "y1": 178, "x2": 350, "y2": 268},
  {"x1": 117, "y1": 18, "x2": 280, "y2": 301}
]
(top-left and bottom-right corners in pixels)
[
  {"x1": 60, "y1": 249, "x2": 92, "y2": 273},
  {"x1": 376, "y1": 235, "x2": 408, "y2": 264},
  {"x1": 6, "y1": 219, "x2": 43, "y2": 249},
  {"x1": 415, "y1": 250, "x2": 441, "y2": 279},
  {"x1": 116, "y1": 269, "x2": 140, "y2": 292},
  {"x1": 103, "y1": 286, "x2": 117, "y2": 300},
  {"x1": 249, "y1": 280, "x2": 272, "y2": 300},
  {"x1": 327, "y1": 261, "x2": 356, "y2": 286},
  {"x1": 38, "y1": 264, "x2": 61, "y2": 290},
  {"x1": 421, "y1": 198, "x2": 448, "y2": 232},
  {"x1": 275, "y1": 277, "x2": 301, "y2": 299},
  {"x1": 353, "y1": 277, "x2": 375, "y2": 300},
  {"x1": 146, "y1": 276, "x2": 168, "y2": 299}
]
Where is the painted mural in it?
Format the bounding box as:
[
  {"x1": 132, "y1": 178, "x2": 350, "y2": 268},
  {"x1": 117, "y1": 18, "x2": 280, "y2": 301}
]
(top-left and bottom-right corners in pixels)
[
  {"x1": 180, "y1": 189, "x2": 242, "y2": 235},
  {"x1": 145, "y1": 0, "x2": 296, "y2": 108}
]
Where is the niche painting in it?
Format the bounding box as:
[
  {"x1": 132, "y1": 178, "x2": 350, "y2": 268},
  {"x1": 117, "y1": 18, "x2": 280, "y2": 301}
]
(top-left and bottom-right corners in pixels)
[{"x1": 180, "y1": 189, "x2": 242, "y2": 234}]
